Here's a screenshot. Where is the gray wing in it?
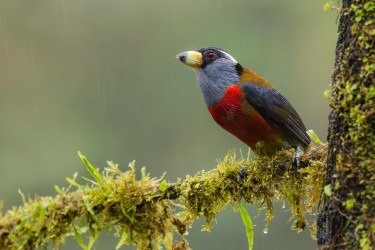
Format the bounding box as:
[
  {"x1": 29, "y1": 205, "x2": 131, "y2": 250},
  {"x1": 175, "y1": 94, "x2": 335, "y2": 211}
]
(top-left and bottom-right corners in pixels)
[{"x1": 241, "y1": 83, "x2": 311, "y2": 148}]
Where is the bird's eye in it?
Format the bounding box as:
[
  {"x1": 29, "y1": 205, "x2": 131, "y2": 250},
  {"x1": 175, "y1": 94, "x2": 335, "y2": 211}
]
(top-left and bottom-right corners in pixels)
[{"x1": 207, "y1": 53, "x2": 216, "y2": 60}]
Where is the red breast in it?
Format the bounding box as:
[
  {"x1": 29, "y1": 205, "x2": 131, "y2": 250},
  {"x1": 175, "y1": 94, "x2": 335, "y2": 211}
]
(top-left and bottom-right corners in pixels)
[{"x1": 208, "y1": 84, "x2": 285, "y2": 153}]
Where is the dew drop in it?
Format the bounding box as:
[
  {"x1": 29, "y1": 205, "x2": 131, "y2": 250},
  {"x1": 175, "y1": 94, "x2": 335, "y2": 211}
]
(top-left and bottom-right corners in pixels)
[{"x1": 263, "y1": 228, "x2": 268, "y2": 234}]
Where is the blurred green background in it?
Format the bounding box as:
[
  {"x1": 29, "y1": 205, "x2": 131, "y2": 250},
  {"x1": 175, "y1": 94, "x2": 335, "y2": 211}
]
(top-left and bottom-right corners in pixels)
[{"x1": 0, "y1": 0, "x2": 336, "y2": 249}]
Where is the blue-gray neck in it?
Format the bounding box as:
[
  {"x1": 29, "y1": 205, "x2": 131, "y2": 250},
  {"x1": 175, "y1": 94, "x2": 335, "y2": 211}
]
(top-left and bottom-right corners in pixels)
[{"x1": 195, "y1": 59, "x2": 240, "y2": 107}]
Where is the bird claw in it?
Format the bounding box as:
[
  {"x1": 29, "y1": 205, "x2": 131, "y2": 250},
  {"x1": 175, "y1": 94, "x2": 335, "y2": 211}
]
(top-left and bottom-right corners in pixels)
[
  {"x1": 237, "y1": 166, "x2": 247, "y2": 183},
  {"x1": 293, "y1": 146, "x2": 304, "y2": 168}
]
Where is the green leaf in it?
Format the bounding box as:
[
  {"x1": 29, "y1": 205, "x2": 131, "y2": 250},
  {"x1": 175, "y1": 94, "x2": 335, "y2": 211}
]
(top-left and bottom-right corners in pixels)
[
  {"x1": 54, "y1": 185, "x2": 64, "y2": 195},
  {"x1": 88, "y1": 230, "x2": 101, "y2": 250},
  {"x1": 344, "y1": 198, "x2": 356, "y2": 210},
  {"x1": 365, "y1": 20, "x2": 373, "y2": 26},
  {"x1": 120, "y1": 202, "x2": 135, "y2": 223},
  {"x1": 81, "y1": 176, "x2": 98, "y2": 186},
  {"x1": 74, "y1": 226, "x2": 89, "y2": 250},
  {"x1": 159, "y1": 180, "x2": 167, "y2": 192},
  {"x1": 324, "y1": 89, "x2": 331, "y2": 99},
  {"x1": 324, "y1": 184, "x2": 332, "y2": 197},
  {"x1": 323, "y1": 2, "x2": 333, "y2": 11},
  {"x1": 18, "y1": 189, "x2": 26, "y2": 204},
  {"x1": 116, "y1": 231, "x2": 130, "y2": 249},
  {"x1": 307, "y1": 130, "x2": 324, "y2": 145},
  {"x1": 364, "y1": 2, "x2": 375, "y2": 11},
  {"x1": 66, "y1": 176, "x2": 80, "y2": 188},
  {"x1": 39, "y1": 205, "x2": 47, "y2": 224},
  {"x1": 82, "y1": 195, "x2": 95, "y2": 216},
  {"x1": 78, "y1": 151, "x2": 106, "y2": 189},
  {"x1": 17, "y1": 214, "x2": 32, "y2": 231},
  {"x1": 239, "y1": 203, "x2": 254, "y2": 250}
]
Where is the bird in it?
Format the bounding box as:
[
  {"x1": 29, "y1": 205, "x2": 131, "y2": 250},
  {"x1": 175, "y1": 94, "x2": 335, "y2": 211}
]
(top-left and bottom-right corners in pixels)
[{"x1": 176, "y1": 47, "x2": 311, "y2": 167}]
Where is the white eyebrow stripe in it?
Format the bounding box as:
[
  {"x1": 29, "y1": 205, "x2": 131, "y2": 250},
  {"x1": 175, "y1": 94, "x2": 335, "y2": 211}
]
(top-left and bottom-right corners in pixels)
[{"x1": 219, "y1": 50, "x2": 238, "y2": 63}]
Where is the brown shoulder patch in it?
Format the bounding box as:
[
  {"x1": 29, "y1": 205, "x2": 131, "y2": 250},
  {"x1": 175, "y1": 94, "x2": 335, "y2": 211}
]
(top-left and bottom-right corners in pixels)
[{"x1": 238, "y1": 68, "x2": 273, "y2": 89}]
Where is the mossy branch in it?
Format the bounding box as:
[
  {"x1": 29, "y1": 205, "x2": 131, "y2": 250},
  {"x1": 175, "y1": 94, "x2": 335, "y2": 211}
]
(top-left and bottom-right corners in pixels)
[{"x1": 0, "y1": 144, "x2": 327, "y2": 250}]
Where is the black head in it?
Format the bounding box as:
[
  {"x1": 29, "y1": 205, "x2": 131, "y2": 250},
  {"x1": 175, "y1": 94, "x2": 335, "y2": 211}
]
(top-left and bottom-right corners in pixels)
[
  {"x1": 176, "y1": 47, "x2": 243, "y2": 74},
  {"x1": 197, "y1": 47, "x2": 243, "y2": 75},
  {"x1": 198, "y1": 47, "x2": 232, "y2": 68}
]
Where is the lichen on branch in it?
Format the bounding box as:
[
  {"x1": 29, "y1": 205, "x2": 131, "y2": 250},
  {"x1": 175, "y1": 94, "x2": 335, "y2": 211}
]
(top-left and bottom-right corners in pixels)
[{"x1": 0, "y1": 144, "x2": 327, "y2": 250}]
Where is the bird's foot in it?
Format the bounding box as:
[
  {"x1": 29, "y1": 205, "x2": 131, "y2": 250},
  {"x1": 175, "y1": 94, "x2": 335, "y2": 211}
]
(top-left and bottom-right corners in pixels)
[
  {"x1": 237, "y1": 166, "x2": 248, "y2": 183},
  {"x1": 293, "y1": 146, "x2": 304, "y2": 168}
]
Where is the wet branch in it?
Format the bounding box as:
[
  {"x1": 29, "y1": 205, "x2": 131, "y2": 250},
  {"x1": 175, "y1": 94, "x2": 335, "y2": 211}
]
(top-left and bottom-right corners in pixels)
[{"x1": 0, "y1": 145, "x2": 327, "y2": 250}]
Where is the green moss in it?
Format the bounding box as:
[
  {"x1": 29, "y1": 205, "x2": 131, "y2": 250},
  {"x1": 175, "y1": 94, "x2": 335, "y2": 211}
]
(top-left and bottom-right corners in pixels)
[
  {"x1": 0, "y1": 145, "x2": 327, "y2": 249},
  {"x1": 326, "y1": 0, "x2": 375, "y2": 248}
]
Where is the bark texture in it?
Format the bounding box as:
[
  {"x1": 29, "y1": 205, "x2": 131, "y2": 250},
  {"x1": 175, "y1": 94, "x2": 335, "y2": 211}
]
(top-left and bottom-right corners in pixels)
[{"x1": 317, "y1": 0, "x2": 375, "y2": 249}]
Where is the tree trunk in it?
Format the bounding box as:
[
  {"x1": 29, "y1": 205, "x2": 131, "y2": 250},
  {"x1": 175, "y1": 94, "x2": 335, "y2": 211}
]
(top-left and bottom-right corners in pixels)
[{"x1": 317, "y1": 0, "x2": 375, "y2": 249}]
